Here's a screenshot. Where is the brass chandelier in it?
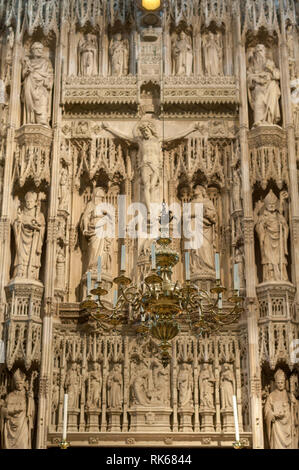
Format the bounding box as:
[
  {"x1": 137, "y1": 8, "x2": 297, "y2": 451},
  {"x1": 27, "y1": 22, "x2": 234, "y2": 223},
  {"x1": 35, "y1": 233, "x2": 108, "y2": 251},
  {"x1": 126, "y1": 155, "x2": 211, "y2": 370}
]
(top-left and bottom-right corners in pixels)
[{"x1": 80, "y1": 207, "x2": 244, "y2": 367}]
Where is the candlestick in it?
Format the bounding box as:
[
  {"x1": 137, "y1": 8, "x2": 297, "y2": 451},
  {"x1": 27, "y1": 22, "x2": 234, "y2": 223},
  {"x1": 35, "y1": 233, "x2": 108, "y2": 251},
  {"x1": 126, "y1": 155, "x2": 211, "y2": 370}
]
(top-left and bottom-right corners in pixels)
[
  {"x1": 97, "y1": 256, "x2": 101, "y2": 282},
  {"x1": 232, "y1": 395, "x2": 240, "y2": 442},
  {"x1": 121, "y1": 245, "x2": 126, "y2": 271},
  {"x1": 234, "y1": 263, "x2": 240, "y2": 292},
  {"x1": 151, "y1": 243, "x2": 156, "y2": 270},
  {"x1": 62, "y1": 393, "x2": 68, "y2": 441},
  {"x1": 215, "y1": 253, "x2": 220, "y2": 279},
  {"x1": 86, "y1": 271, "x2": 91, "y2": 296},
  {"x1": 185, "y1": 251, "x2": 190, "y2": 281},
  {"x1": 94, "y1": 282, "x2": 99, "y2": 301}
]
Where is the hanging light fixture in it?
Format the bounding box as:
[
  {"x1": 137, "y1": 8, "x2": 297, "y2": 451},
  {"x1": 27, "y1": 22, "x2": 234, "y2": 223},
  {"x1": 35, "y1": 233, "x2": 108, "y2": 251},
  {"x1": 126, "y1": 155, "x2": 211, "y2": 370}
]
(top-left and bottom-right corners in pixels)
[
  {"x1": 80, "y1": 210, "x2": 243, "y2": 367},
  {"x1": 141, "y1": 0, "x2": 161, "y2": 10}
]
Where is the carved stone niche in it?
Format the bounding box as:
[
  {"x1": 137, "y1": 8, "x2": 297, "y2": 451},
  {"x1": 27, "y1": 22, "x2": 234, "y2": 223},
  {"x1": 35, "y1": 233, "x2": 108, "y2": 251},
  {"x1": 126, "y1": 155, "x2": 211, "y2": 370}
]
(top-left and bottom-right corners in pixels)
[
  {"x1": 248, "y1": 126, "x2": 288, "y2": 190},
  {"x1": 14, "y1": 125, "x2": 53, "y2": 188},
  {"x1": 4, "y1": 281, "x2": 43, "y2": 370},
  {"x1": 257, "y1": 282, "x2": 296, "y2": 322}
]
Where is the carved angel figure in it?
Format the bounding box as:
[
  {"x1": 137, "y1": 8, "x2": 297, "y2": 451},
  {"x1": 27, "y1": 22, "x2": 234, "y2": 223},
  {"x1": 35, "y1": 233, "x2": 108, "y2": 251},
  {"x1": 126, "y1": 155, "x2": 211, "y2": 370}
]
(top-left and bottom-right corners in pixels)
[{"x1": 22, "y1": 42, "x2": 53, "y2": 126}]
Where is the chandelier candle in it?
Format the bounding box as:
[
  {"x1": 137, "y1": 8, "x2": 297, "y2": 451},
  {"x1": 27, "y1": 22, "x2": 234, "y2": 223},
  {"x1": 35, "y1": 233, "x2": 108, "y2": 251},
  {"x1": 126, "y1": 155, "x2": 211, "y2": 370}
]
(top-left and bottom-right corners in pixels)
[
  {"x1": 151, "y1": 243, "x2": 156, "y2": 270},
  {"x1": 62, "y1": 393, "x2": 68, "y2": 441},
  {"x1": 215, "y1": 253, "x2": 220, "y2": 279},
  {"x1": 234, "y1": 264, "x2": 240, "y2": 292},
  {"x1": 97, "y1": 256, "x2": 101, "y2": 282},
  {"x1": 121, "y1": 245, "x2": 126, "y2": 271},
  {"x1": 86, "y1": 271, "x2": 91, "y2": 296},
  {"x1": 185, "y1": 251, "x2": 190, "y2": 281},
  {"x1": 113, "y1": 289, "x2": 118, "y2": 307},
  {"x1": 232, "y1": 395, "x2": 240, "y2": 442}
]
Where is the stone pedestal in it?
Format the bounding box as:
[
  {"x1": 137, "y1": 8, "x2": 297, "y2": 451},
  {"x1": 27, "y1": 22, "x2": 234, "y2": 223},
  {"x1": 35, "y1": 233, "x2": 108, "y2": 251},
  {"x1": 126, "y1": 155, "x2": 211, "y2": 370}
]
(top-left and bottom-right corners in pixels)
[
  {"x1": 86, "y1": 409, "x2": 101, "y2": 432},
  {"x1": 221, "y1": 409, "x2": 234, "y2": 432},
  {"x1": 178, "y1": 408, "x2": 194, "y2": 432},
  {"x1": 199, "y1": 408, "x2": 215, "y2": 432},
  {"x1": 128, "y1": 407, "x2": 172, "y2": 432},
  {"x1": 68, "y1": 409, "x2": 80, "y2": 432},
  {"x1": 107, "y1": 409, "x2": 122, "y2": 432}
]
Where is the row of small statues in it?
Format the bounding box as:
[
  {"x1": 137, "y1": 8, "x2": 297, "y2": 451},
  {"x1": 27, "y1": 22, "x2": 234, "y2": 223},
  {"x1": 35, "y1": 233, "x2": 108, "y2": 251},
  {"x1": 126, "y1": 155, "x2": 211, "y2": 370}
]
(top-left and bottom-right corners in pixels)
[
  {"x1": 0, "y1": 368, "x2": 297, "y2": 449},
  {"x1": 15, "y1": 39, "x2": 282, "y2": 127},
  {"x1": 10, "y1": 184, "x2": 289, "y2": 287}
]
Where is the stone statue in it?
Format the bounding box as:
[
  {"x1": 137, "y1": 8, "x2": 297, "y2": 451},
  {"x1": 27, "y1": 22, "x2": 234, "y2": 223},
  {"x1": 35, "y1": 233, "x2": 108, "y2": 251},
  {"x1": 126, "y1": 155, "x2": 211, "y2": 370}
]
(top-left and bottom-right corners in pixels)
[
  {"x1": 232, "y1": 167, "x2": 242, "y2": 212},
  {"x1": 199, "y1": 363, "x2": 215, "y2": 409},
  {"x1": 51, "y1": 372, "x2": 59, "y2": 425},
  {"x1": 107, "y1": 364, "x2": 123, "y2": 409},
  {"x1": 78, "y1": 34, "x2": 97, "y2": 77},
  {"x1": 103, "y1": 120, "x2": 197, "y2": 211},
  {"x1": 87, "y1": 363, "x2": 102, "y2": 409},
  {"x1": 131, "y1": 362, "x2": 151, "y2": 406},
  {"x1": 109, "y1": 33, "x2": 129, "y2": 76},
  {"x1": 102, "y1": 239, "x2": 112, "y2": 272},
  {"x1": 264, "y1": 369, "x2": 298, "y2": 449},
  {"x1": 65, "y1": 363, "x2": 81, "y2": 409},
  {"x1": 81, "y1": 187, "x2": 109, "y2": 272},
  {"x1": 189, "y1": 185, "x2": 217, "y2": 275},
  {"x1": 202, "y1": 31, "x2": 223, "y2": 76},
  {"x1": 58, "y1": 167, "x2": 70, "y2": 212},
  {"x1": 13, "y1": 192, "x2": 46, "y2": 281},
  {"x1": 247, "y1": 44, "x2": 281, "y2": 127},
  {"x1": 22, "y1": 42, "x2": 53, "y2": 126},
  {"x1": 172, "y1": 31, "x2": 193, "y2": 76},
  {"x1": 235, "y1": 246, "x2": 245, "y2": 289},
  {"x1": 290, "y1": 78, "x2": 299, "y2": 132},
  {"x1": 0, "y1": 369, "x2": 35, "y2": 449},
  {"x1": 177, "y1": 364, "x2": 193, "y2": 408},
  {"x1": 255, "y1": 190, "x2": 289, "y2": 282},
  {"x1": 152, "y1": 362, "x2": 169, "y2": 406},
  {"x1": 220, "y1": 363, "x2": 235, "y2": 410},
  {"x1": 55, "y1": 245, "x2": 66, "y2": 291}
]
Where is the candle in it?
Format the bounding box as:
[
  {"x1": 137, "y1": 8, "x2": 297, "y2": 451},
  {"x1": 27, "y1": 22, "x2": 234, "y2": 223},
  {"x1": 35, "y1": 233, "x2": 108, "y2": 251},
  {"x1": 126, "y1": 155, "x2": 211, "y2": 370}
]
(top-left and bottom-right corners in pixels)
[
  {"x1": 94, "y1": 282, "x2": 99, "y2": 301},
  {"x1": 234, "y1": 263, "x2": 240, "y2": 291},
  {"x1": 121, "y1": 245, "x2": 126, "y2": 271},
  {"x1": 113, "y1": 289, "x2": 118, "y2": 307},
  {"x1": 151, "y1": 243, "x2": 156, "y2": 270},
  {"x1": 185, "y1": 251, "x2": 190, "y2": 281},
  {"x1": 62, "y1": 393, "x2": 68, "y2": 441},
  {"x1": 218, "y1": 293, "x2": 222, "y2": 309},
  {"x1": 215, "y1": 253, "x2": 220, "y2": 279},
  {"x1": 97, "y1": 256, "x2": 101, "y2": 282},
  {"x1": 86, "y1": 271, "x2": 91, "y2": 296},
  {"x1": 232, "y1": 395, "x2": 240, "y2": 442}
]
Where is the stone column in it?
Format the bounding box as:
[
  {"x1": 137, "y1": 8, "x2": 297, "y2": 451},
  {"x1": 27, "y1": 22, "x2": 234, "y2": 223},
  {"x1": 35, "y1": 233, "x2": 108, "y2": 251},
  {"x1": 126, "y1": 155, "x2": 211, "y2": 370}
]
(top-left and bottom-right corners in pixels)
[
  {"x1": 233, "y1": 9, "x2": 264, "y2": 448},
  {"x1": 279, "y1": 0, "x2": 299, "y2": 302},
  {"x1": 35, "y1": 15, "x2": 68, "y2": 449}
]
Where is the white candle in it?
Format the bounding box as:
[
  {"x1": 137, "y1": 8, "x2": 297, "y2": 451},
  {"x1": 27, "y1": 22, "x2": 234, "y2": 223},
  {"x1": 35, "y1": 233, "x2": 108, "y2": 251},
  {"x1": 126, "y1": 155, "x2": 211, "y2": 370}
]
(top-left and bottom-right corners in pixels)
[
  {"x1": 97, "y1": 256, "x2": 101, "y2": 282},
  {"x1": 185, "y1": 251, "x2": 190, "y2": 281},
  {"x1": 86, "y1": 271, "x2": 91, "y2": 296},
  {"x1": 234, "y1": 263, "x2": 240, "y2": 291},
  {"x1": 232, "y1": 395, "x2": 240, "y2": 442},
  {"x1": 113, "y1": 289, "x2": 118, "y2": 307},
  {"x1": 121, "y1": 245, "x2": 126, "y2": 271},
  {"x1": 151, "y1": 243, "x2": 156, "y2": 270},
  {"x1": 215, "y1": 253, "x2": 220, "y2": 279},
  {"x1": 62, "y1": 393, "x2": 68, "y2": 441}
]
